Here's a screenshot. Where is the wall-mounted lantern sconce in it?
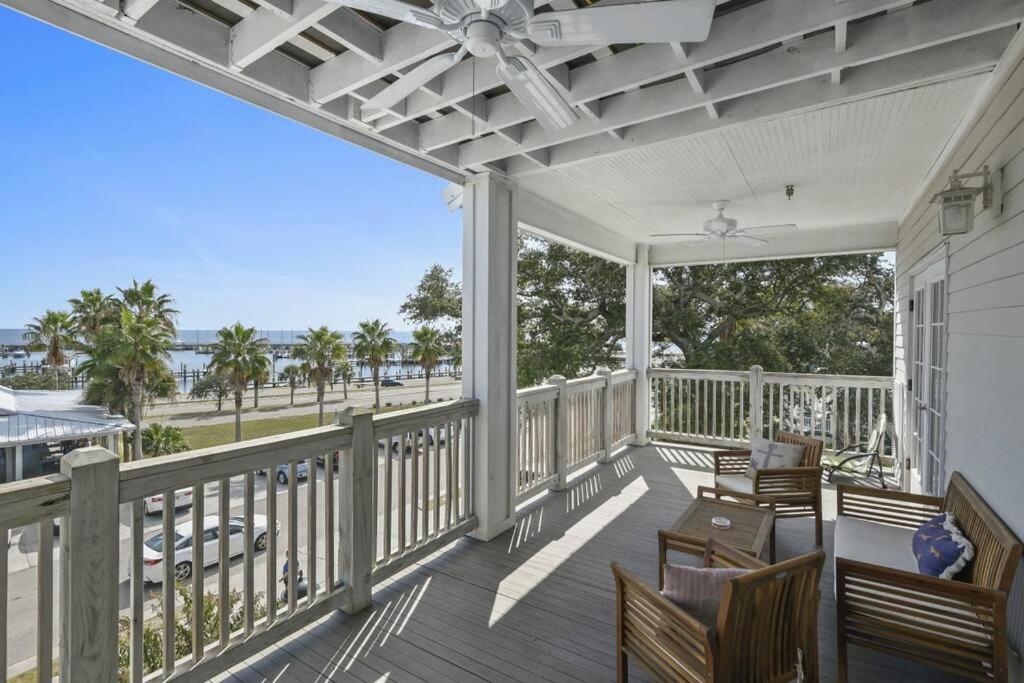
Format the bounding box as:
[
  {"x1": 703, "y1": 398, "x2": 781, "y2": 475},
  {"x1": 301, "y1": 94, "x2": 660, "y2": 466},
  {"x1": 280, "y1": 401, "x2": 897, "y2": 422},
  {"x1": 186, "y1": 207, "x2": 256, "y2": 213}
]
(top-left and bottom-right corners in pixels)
[{"x1": 930, "y1": 166, "x2": 992, "y2": 236}]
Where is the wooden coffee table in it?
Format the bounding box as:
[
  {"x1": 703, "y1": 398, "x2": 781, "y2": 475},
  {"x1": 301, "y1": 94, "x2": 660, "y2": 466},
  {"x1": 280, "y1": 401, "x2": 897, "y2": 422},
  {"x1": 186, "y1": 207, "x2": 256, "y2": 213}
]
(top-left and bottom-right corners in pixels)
[{"x1": 658, "y1": 486, "x2": 776, "y2": 589}]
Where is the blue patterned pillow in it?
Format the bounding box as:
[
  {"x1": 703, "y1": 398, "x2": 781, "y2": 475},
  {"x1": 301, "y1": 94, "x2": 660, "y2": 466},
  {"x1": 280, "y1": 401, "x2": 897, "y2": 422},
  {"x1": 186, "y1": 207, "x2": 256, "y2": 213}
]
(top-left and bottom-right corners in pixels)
[{"x1": 912, "y1": 512, "x2": 975, "y2": 579}]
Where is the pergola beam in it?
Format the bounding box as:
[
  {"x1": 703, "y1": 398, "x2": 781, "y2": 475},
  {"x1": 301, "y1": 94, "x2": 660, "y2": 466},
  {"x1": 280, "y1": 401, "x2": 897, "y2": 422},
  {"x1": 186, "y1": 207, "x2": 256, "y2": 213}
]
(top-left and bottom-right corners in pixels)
[
  {"x1": 503, "y1": 31, "x2": 1009, "y2": 177},
  {"x1": 418, "y1": 0, "x2": 944, "y2": 153},
  {"x1": 120, "y1": 0, "x2": 160, "y2": 25},
  {"x1": 316, "y1": 8, "x2": 384, "y2": 64},
  {"x1": 452, "y1": 0, "x2": 1020, "y2": 168},
  {"x1": 229, "y1": 0, "x2": 340, "y2": 70},
  {"x1": 518, "y1": 192, "x2": 637, "y2": 264}
]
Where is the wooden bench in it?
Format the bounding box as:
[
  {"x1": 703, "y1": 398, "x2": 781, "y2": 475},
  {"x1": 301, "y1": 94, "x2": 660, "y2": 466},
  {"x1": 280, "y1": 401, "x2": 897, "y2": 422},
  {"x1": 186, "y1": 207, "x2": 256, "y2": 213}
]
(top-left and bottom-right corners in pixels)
[
  {"x1": 835, "y1": 472, "x2": 1023, "y2": 682},
  {"x1": 712, "y1": 431, "x2": 825, "y2": 546}
]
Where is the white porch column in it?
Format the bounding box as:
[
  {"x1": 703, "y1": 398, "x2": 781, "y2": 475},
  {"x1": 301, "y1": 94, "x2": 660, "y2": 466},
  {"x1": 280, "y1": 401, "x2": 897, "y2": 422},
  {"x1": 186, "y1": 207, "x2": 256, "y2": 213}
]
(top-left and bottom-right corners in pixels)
[
  {"x1": 626, "y1": 244, "x2": 653, "y2": 445},
  {"x1": 462, "y1": 173, "x2": 518, "y2": 541}
]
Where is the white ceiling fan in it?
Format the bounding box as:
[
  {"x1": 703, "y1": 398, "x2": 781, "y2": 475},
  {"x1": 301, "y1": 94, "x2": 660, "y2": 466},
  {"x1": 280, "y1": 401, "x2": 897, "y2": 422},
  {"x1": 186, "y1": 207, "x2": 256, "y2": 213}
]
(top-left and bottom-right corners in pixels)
[
  {"x1": 324, "y1": 0, "x2": 716, "y2": 132},
  {"x1": 652, "y1": 200, "x2": 799, "y2": 246}
]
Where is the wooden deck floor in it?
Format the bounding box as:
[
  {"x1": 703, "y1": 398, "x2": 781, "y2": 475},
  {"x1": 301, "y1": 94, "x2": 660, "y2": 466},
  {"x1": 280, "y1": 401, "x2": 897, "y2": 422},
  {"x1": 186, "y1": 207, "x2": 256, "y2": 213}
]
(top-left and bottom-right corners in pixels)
[{"x1": 215, "y1": 443, "x2": 971, "y2": 683}]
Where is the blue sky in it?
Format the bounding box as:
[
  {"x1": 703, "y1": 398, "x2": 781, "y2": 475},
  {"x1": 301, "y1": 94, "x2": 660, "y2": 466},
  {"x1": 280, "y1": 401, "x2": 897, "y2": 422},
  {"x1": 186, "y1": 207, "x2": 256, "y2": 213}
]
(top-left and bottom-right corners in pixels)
[{"x1": 0, "y1": 7, "x2": 461, "y2": 331}]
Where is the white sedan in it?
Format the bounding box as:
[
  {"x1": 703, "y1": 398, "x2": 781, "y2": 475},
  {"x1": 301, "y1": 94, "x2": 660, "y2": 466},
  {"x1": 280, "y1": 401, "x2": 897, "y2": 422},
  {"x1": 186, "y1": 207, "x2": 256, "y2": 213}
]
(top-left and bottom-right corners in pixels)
[
  {"x1": 139, "y1": 514, "x2": 278, "y2": 584},
  {"x1": 143, "y1": 488, "x2": 193, "y2": 516}
]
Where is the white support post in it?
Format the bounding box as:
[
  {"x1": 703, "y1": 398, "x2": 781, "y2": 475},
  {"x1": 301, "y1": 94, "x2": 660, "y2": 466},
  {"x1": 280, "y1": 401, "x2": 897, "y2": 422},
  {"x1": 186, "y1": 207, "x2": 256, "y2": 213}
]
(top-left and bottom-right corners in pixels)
[
  {"x1": 596, "y1": 367, "x2": 613, "y2": 462},
  {"x1": 749, "y1": 365, "x2": 764, "y2": 441},
  {"x1": 462, "y1": 173, "x2": 518, "y2": 541},
  {"x1": 338, "y1": 407, "x2": 373, "y2": 613},
  {"x1": 60, "y1": 446, "x2": 120, "y2": 681},
  {"x1": 547, "y1": 375, "x2": 569, "y2": 490},
  {"x1": 626, "y1": 245, "x2": 653, "y2": 445}
]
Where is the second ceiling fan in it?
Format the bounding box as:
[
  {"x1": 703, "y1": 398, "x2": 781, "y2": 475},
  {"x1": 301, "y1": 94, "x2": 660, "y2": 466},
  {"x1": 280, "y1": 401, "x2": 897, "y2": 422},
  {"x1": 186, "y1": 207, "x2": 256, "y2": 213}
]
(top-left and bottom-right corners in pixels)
[
  {"x1": 325, "y1": 0, "x2": 717, "y2": 132},
  {"x1": 652, "y1": 200, "x2": 799, "y2": 247}
]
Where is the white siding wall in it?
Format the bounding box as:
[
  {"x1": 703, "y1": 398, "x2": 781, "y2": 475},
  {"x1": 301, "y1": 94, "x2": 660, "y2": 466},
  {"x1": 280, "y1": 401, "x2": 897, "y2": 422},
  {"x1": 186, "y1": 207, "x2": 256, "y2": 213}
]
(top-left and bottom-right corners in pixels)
[{"x1": 894, "y1": 34, "x2": 1024, "y2": 653}]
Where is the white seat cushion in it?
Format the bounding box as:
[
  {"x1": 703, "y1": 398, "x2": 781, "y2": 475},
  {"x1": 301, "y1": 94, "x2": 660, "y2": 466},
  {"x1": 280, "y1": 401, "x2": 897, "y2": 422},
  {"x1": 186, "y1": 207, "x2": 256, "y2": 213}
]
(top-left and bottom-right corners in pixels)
[
  {"x1": 834, "y1": 515, "x2": 918, "y2": 573},
  {"x1": 715, "y1": 474, "x2": 754, "y2": 496}
]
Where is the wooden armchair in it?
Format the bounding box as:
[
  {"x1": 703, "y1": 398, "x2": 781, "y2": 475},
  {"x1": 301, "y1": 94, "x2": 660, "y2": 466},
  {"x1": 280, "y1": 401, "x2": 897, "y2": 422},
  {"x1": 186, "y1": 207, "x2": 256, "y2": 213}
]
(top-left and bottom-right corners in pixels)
[
  {"x1": 835, "y1": 472, "x2": 1023, "y2": 682},
  {"x1": 713, "y1": 431, "x2": 825, "y2": 545},
  {"x1": 611, "y1": 540, "x2": 825, "y2": 682}
]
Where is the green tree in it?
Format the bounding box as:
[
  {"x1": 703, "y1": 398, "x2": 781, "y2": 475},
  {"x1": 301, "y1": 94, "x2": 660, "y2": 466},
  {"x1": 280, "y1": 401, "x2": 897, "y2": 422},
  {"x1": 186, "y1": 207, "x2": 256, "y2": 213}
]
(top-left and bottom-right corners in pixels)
[
  {"x1": 189, "y1": 372, "x2": 231, "y2": 411},
  {"x1": 117, "y1": 279, "x2": 178, "y2": 333},
  {"x1": 352, "y1": 319, "x2": 397, "y2": 410},
  {"x1": 652, "y1": 254, "x2": 893, "y2": 375},
  {"x1": 279, "y1": 364, "x2": 303, "y2": 405},
  {"x1": 293, "y1": 327, "x2": 347, "y2": 425},
  {"x1": 208, "y1": 323, "x2": 271, "y2": 442},
  {"x1": 399, "y1": 265, "x2": 462, "y2": 324},
  {"x1": 517, "y1": 234, "x2": 626, "y2": 386},
  {"x1": 410, "y1": 326, "x2": 444, "y2": 402},
  {"x1": 23, "y1": 310, "x2": 78, "y2": 368},
  {"x1": 87, "y1": 307, "x2": 175, "y2": 460},
  {"x1": 68, "y1": 288, "x2": 115, "y2": 343},
  {"x1": 1, "y1": 369, "x2": 71, "y2": 390},
  {"x1": 333, "y1": 358, "x2": 354, "y2": 400},
  {"x1": 142, "y1": 423, "x2": 190, "y2": 458}
]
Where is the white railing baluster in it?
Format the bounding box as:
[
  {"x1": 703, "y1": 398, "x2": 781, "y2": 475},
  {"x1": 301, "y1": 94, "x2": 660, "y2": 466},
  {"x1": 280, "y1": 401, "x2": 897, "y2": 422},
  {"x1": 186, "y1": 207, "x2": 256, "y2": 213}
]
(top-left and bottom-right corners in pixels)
[
  {"x1": 266, "y1": 467, "x2": 277, "y2": 626},
  {"x1": 286, "y1": 462, "x2": 298, "y2": 616},
  {"x1": 244, "y1": 472, "x2": 255, "y2": 634},
  {"x1": 0, "y1": 522, "x2": 6, "y2": 679},
  {"x1": 433, "y1": 425, "x2": 442, "y2": 534},
  {"x1": 37, "y1": 519, "x2": 53, "y2": 681},
  {"x1": 130, "y1": 498, "x2": 144, "y2": 682},
  {"x1": 324, "y1": 449, "x2": 335, "y2": 591},
  {"x1": 411, "y1": 427, "x2": 420, "y2": 544},
  {"x1": 306, "y1": 454, "x2": 316, "y2": 606},
  {"x1": 192, "y1": 482, "x2": 205, "y2": 660},
  {"x1": 162, "y1": 489, "x2": 175, "y2": 678},
  {"x1": 218, "y1": 477, "x2": 230, "y2": 647},
  {"x1": 385, "y1": 435, "x2": 394, "y2": 558}
]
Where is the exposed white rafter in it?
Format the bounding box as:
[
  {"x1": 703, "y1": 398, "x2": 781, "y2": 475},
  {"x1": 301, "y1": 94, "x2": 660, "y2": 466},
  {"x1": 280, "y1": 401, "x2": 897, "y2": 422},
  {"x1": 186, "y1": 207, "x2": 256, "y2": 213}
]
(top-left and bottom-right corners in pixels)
[
  {"x1": 519, "y1": 191, "x2": 638, "y2": 264},
  {"x1": 502, "y1": 32, "x2": 1009, "y2": 176},
  {"x1": 316, "y1": 7, "x2": 383, "y2": 64},
  {"x1": 229, "y1": 0, "x2": 340, "y2": 70},
  {"x1": 120, "y1": 0, "x2": 160, "y2": 25},
  {"x1": 452, "y1": 0, "x2": 1020, "y2": 169}
]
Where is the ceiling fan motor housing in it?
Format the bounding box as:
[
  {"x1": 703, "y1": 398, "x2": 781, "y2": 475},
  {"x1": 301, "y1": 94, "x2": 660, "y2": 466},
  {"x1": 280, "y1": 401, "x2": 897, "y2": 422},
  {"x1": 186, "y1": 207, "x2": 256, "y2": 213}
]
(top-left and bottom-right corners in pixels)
[{"x1": 436, "y1": 0, "x2": 532, "y2": 36}]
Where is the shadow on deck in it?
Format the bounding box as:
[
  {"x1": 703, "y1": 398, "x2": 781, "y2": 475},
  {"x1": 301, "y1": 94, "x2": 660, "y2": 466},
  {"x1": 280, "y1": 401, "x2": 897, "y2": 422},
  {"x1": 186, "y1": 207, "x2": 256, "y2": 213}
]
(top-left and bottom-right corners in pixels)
[{"x1": 216, "y1": 443, "x2": 964, "y2": 682}]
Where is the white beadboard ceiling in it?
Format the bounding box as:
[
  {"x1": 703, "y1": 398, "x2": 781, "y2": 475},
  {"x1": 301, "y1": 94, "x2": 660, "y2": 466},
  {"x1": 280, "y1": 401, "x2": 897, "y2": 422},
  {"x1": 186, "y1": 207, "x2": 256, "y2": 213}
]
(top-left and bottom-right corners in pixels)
[{"x1": 517, "y1": 75, "x2": 987, "y2": 243}]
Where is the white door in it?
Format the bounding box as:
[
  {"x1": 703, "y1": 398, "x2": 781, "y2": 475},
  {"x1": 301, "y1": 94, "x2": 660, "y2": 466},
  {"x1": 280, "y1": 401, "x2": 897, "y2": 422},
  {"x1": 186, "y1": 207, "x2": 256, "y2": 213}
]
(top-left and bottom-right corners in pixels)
[{"x1": 909, "y1": 260, "x2": 947, "y2": 495}]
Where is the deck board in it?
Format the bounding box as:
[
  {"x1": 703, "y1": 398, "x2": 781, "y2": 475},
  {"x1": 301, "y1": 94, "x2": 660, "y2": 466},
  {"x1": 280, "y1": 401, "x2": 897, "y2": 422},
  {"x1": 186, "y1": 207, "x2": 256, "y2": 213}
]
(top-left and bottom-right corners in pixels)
[{"x1": 221, "y1": 443, "x2": 976, "y2": 682}]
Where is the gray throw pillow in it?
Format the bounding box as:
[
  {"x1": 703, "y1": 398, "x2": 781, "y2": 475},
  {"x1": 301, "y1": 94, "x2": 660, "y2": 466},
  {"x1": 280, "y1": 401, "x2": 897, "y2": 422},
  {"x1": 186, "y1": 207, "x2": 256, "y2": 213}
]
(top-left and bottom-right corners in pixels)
[
  {"x1": 661, "y1": 563, "x2": 749, "y2": 628},
  {"x1": 745, "y1": 437, "x2": 805, "y2": 479}
]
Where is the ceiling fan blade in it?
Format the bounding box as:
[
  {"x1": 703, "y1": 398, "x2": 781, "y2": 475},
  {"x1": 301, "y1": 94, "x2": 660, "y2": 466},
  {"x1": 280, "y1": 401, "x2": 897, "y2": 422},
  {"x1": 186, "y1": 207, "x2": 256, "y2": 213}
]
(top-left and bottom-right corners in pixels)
[
  {"x1": 362, "y1": 49, "x2": 465, "y2": 113},
  {"x1": 650, "y1": 233, "x2": 707, "y2": 238},
  {"x1": 741, "y1": 223, "x2": 799, "y2": 235},
  {"x1": 497, "y1": 56, "x2": 579, "y2": 132},
  {"x1": 323, "y1": 0, "x2": 441, "y2": 29},
  {"x1": 527, "y1": 0, "x2": 715, "y2": 46},
  {"x1": 730, "y1": 234, "x2": 768, "y2": 247}
]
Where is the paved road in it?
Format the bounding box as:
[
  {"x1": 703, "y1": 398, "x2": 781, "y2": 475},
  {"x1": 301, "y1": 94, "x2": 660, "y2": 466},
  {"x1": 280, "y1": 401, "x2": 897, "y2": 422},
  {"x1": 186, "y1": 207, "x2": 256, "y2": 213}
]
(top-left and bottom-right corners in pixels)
[{"x1": 148, "y1": 377, "x2": 462, "y2": 428}]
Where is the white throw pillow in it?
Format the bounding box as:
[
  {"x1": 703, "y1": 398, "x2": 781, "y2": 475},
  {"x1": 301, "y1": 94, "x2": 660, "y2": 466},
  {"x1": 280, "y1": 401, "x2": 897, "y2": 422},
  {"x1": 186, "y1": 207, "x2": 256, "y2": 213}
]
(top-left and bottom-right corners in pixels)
[{"x1": 745, "y1": 437, "x2": 805, "y2": 479}]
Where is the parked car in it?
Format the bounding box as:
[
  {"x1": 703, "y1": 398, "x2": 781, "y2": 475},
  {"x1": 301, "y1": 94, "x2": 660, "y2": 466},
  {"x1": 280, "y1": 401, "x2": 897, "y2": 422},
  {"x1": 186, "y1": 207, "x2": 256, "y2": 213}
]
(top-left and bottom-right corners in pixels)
[
  {"x1": 138, "y1": 514, "x2": 278, "y2": 584},
  {"x1": 143, "y1": 488, "x2": 193, "y2": 516},
  {"x1": 377, "y1": 427, "x2": 447, "y2": 455},
  {"x1": 258, "y1": 461, "x2": 309, "y2": 485},
  {"x1": 380, "y1": 379, "x2": 403, "y2": 387}
]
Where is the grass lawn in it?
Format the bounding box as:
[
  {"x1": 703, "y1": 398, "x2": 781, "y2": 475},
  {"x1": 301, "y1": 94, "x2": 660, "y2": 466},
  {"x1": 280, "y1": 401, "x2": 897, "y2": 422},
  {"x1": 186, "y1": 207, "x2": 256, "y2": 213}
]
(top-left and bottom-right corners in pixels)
[{"x1": 181, "y1": 413, "x2": 323, "y2": 450}]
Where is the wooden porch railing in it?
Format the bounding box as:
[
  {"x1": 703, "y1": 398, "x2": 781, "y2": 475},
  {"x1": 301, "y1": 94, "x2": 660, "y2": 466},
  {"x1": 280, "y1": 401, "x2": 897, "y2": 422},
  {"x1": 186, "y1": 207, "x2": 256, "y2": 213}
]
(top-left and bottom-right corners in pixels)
[
  {"x1": 515, "y1": 368, "x2": 638, "y2": 503},
  {"x1": 650, "y1": 366, "x2": 893, "y2": 455},
  {"x1": 0, "y1": 399, "x2": 478, "y2": 682}
]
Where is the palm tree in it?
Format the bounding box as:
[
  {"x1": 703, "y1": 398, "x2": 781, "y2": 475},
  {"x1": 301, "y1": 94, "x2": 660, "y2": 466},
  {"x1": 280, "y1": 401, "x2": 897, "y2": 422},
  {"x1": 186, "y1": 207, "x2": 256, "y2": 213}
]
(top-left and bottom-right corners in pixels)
[
  {"x1": 335, "y1": 358, "x2": 354, "y2": 400},
  {"x1": 209, "y1": 323, "x2": 271, "y2": 442},
  {"x1": 117, "y1": 279, "x2": 178, "y2": 333},
  {"x1": 252, "y1": 364, "x2": 270, "y2": 409},
  {"x1": 352, "y1": 319, "x2": 397, "y2": 410},
  {"x1": 411, "y1": 326, "x2": 444, "y2": 402},
  {"x1": 23, "y1": 311, "x2": 78, "y2": 380},
  {"x1": 142, "y1": 423, "x2": 190, "y2": 458},
  {"x1": 89, "y1": 307, "x2": 174, "y2": 460},
  {"x1": 279, "y1": 364, "x2": 303, "y2": 405},
  {"x1": 68, "y1": 289, "x2": 114, "y2": 343},
  {"x1": 293, "y1": 327, "x2": 347, "y2": 425}
]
